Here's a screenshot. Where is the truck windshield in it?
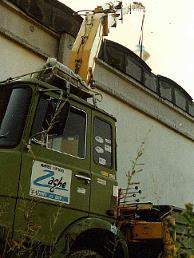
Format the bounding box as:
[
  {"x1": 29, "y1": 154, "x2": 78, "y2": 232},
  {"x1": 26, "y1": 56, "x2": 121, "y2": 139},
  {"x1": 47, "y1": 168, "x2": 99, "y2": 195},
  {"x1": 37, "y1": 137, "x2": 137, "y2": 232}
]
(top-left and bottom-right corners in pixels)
[{"x1": 0, "y1": 86, "x2": 31, "y2": 147}]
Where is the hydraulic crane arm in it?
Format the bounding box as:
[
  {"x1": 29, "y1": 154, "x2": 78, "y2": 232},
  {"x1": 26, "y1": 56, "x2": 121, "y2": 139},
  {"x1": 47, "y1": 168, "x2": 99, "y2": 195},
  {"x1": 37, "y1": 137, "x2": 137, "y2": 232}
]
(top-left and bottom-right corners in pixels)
[
  {"x1": 68, "y1": 2, "x2": 145, "y2": 86},
  {"x1": 68, "y1": 3, "x2": 128, "y2": 86},
  {"x1": 68, "y1": 8, "x2": 107, "y2": 85}
]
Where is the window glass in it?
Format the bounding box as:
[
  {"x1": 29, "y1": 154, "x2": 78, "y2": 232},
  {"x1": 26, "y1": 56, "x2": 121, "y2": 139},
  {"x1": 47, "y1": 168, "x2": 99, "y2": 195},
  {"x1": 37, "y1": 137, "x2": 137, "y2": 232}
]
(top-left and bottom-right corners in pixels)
[
  {"x1": 0, "y1": 86, "x2": 31, "y2": 147},
  {"x1": 32, "y1": 96, "x2": 86, "y2": 158},
  {"x1": 93, "y1": 117, "x2": 112, "y2": 168},
  {"x1": 174, "y1": 88, "x2": 187, "y2": 111},
  {"x1": 144, "y1": 72, "x2": 157, "y2": 92},
  {"x1": 159, "y1": 80, "x2": 173, "y2": 102},
  {"x1": 105, "y1": 46, "x2": 124, "y2": 71},
  {"x1": 125, "y1": 55, "x2": 142, "y2": 81},
  {"x1": 188, "y1": 102, "x2": 194, "y2": 117}
]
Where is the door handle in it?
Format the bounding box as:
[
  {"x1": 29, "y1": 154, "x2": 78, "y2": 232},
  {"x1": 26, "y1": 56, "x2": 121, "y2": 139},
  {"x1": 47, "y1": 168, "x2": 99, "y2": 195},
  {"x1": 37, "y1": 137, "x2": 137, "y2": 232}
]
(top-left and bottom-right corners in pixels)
[{"x1": 75, "y1": 174, "x2": 91, "y2": 184}]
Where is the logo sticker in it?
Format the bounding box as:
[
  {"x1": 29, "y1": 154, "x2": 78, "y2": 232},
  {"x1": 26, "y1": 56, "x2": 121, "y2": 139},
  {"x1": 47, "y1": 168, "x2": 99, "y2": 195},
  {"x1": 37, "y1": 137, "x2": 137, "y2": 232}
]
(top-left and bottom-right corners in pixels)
[
  {"x1": 113, "y1": 185, "x2": 119, "y2": 198},
  {"x1": 30, "y1": 161, "x2": 72, "y2": 204},
  {"x1": 97, "y1": 178, "x2": 106, "y2": 186},
  {"x1": 95, "y1": 136, "x2": 104, "y2": 143},
  {"x1": 95, "y1": 146, "x2": 104, "y2": 154}
]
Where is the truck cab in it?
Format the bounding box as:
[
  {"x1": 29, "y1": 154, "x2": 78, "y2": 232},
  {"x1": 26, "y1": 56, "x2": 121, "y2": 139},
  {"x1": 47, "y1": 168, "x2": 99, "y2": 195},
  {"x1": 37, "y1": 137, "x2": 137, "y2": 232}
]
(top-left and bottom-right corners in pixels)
[{"x1": 0, "y1": 61, "x2": 125, "y2": 257}]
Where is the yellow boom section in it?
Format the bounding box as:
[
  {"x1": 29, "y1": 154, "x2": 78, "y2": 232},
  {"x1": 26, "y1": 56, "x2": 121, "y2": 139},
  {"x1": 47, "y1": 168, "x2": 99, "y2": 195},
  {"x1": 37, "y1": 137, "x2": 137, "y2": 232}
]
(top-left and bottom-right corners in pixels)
[
  {"x1": 68, "y1": 2, "x2": 145, "y2": 85},
  {"x1": 68, "y1": 11, "x2": 107, "y2": 84}
]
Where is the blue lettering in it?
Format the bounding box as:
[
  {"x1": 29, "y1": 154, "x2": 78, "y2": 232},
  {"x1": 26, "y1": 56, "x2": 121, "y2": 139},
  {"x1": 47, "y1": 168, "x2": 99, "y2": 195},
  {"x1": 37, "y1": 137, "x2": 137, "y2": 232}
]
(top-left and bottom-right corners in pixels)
[
  {"x1": 33, "y1": 169, "x2": 54, "y2": 188},
  {"x1": 33, "y1": 169, "x2": 68, "y2": 193}
]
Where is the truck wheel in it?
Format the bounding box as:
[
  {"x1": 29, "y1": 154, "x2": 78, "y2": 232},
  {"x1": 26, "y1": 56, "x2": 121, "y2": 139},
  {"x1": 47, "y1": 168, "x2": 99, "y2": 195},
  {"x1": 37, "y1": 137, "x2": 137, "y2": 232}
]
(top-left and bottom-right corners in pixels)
[{"x1": 68, "y1": 249, "x2": 104, "y2": 258}]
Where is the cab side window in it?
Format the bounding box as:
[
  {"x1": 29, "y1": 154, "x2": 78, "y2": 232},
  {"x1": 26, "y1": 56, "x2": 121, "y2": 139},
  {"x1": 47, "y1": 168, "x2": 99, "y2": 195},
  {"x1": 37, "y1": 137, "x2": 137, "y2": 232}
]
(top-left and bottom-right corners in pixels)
[
  {"x1": 32, "y1": 96, "x2": 86, "y2": 158},
  {"x1": 93, "y1": 117, "x2": 113, "y2": 168}
]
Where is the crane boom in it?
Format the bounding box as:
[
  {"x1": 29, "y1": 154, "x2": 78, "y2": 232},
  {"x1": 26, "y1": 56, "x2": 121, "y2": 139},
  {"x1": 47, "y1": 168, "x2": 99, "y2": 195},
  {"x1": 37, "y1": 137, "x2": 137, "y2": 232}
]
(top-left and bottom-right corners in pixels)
[
  {"x1": 68, "y1": 2, "x2": 146, "y2": 86},
  {"x1": 68, "y1": 9, "x2": 107, "y2": 85}
]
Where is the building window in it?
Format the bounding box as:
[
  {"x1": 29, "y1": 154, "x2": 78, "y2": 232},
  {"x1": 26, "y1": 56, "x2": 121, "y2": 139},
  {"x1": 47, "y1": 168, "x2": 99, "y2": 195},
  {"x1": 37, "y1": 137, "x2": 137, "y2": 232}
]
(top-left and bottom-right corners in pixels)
[
  {"x1": 105, "y1": 46, "x2": 124, "y2": 71},
  {"x1": 159, "y1": 80, "x2": 173, "y2": 102},
  {"x1": 32, "y1": 96, "x2": 86, "y2": 158},
  {"x1": 93, "y1": 117, "x2": 113, "y2": 168},
  {"x1": 125, "y1": 55, "x2": 142, "y2": 82},
  {"x1": 174, "y1": 88, "x2": 187, "y2": 111},
  {"x1": 144, "y1": 72, "x2": 157, "y2": 92},
  {"x1": 188, "y1": 102, "x2": 194, "y2": 117}
]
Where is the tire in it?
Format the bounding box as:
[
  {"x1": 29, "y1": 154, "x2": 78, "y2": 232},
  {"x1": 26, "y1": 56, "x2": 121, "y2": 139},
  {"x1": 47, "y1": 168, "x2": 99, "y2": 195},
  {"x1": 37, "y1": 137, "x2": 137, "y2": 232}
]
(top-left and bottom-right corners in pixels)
[{"x1": 68, "y1": 249, "x2": 104, "y2": 258}]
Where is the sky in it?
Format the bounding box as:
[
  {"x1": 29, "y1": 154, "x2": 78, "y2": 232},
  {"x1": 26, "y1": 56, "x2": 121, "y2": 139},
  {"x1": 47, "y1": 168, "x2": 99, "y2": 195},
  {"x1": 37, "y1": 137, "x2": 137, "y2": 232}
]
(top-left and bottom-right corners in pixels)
[{"x1": 60, "y1": 0, "x2": 194, "y2": 99}]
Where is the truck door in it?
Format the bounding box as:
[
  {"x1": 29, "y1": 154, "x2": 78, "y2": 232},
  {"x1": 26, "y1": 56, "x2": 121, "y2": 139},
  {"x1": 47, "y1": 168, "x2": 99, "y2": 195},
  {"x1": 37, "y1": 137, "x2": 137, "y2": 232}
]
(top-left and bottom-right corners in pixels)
[
  {"x1": 14, "y1": 93, "x2": 91, "y2": 244},
  {"x1": 90, "y1": 110, "x2": 117, "y2": 216}
]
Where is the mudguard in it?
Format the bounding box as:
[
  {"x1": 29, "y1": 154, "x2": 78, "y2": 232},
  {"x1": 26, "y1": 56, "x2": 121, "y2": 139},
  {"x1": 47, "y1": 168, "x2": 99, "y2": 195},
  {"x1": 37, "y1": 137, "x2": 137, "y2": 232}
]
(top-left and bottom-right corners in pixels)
[{"x1": 53, "y1": 217, "x2": 128, "y2": 258}]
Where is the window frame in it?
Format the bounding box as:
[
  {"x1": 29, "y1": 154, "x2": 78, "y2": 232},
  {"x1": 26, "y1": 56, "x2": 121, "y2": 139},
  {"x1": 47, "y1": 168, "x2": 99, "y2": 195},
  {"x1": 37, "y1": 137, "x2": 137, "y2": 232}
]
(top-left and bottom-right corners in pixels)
[
  {"x1": 50, "y1": 105, "x2": 87, "y2": 160},
  {"x1": 93, "y1": 116, "x2": 113, "y2": 169},
  {"x1": 31, "y1": 94, "x2": 88, "y2": 160}
]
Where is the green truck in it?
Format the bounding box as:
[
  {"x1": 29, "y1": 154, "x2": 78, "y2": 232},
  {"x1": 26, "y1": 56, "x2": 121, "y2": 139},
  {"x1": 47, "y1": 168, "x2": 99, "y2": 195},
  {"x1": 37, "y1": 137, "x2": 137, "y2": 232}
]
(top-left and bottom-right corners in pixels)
[
  {"x1": 0, "y1": 60, "x2": 193, "y2": 258},
  {"x1": 0, "y1": 60, "x2": 124, "y2": 258}
]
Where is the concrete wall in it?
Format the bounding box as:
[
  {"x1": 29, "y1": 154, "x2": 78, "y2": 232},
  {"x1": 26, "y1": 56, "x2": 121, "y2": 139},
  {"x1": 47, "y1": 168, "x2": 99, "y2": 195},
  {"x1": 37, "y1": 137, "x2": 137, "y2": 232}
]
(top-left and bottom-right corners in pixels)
[
  {"x1": 94, "y1": 59, "x2": 194, "y2": 208},
  {"x1": 0, "y1": 36, "x2": 45, "y2": 80},
  {"x1": 0, "y1": 1, "x2": 75, "y2": 80}
]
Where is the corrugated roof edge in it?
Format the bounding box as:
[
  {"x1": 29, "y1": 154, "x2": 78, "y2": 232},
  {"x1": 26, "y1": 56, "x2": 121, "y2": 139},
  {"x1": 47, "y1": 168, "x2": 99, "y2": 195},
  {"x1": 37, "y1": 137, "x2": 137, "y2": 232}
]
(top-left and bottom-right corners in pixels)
[{"x1": 6, "y1": 0, "x2": 83, "y2": 37}]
